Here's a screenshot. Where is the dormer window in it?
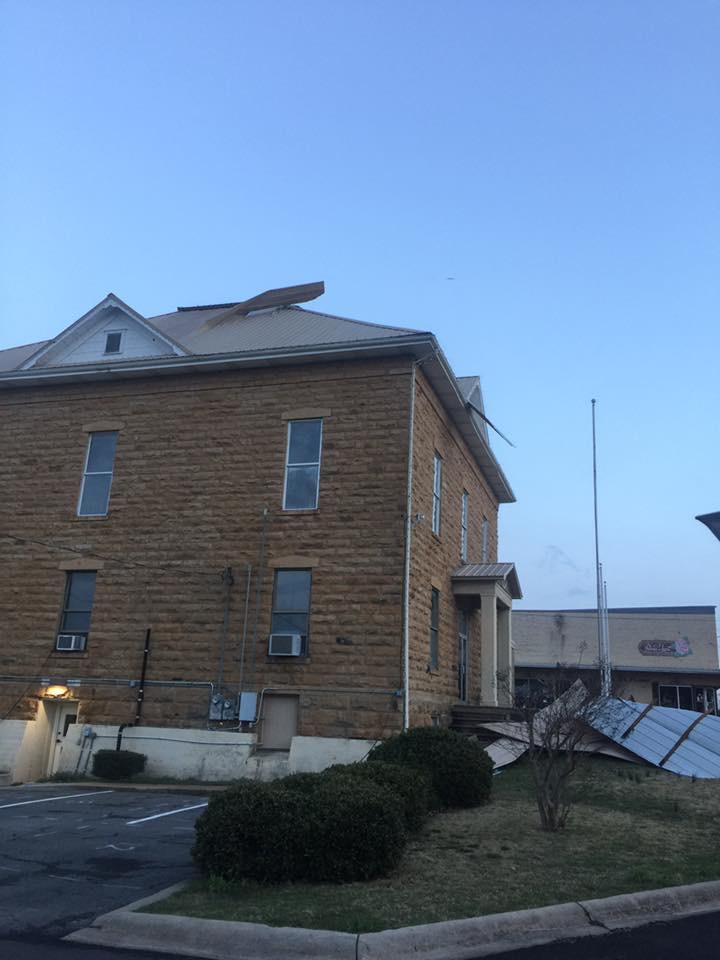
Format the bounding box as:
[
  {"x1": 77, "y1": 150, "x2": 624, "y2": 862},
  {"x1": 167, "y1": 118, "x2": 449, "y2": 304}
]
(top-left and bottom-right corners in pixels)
[{"x1": 104, "y1": 332, "x2": 122, "y2": 354}]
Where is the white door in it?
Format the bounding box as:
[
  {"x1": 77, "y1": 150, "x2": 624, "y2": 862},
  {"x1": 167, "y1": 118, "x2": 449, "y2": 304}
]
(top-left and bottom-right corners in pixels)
[{"x1": 47, "y1": 702, "x2": 78, "y2": 776}]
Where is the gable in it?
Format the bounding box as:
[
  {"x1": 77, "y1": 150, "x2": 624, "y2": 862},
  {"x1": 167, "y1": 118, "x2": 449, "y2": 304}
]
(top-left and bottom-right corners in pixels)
[{"x1": 21, "y1": 295, "x2": 186, "y2": 370}]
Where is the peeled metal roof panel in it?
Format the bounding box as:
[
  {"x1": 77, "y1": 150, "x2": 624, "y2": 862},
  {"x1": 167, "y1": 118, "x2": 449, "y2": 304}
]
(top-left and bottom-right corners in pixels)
[{"x1": 589, "y1": 699, "x2": 720, "y2": 779}]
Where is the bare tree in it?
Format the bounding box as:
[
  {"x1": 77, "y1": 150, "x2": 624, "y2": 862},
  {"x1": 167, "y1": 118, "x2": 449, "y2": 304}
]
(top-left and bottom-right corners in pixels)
[{"x1": 495, "y1": 670, "x2": 614, "y2": 832}]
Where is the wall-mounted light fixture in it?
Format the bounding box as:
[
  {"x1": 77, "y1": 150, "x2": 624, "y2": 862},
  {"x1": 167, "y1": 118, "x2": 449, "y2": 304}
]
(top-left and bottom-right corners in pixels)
[{"x1": 44, "y1": 684, "x2": 70, "y2": 699}]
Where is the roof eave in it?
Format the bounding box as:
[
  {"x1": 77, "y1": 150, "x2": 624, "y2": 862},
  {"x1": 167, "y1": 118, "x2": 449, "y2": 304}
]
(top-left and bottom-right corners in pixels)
[
  {"x1": 421, "y1": 348, "x2": 515, "y2": 503},
  {"x1": 0, "y1": 334, "x2": 436, "y2": 387}
]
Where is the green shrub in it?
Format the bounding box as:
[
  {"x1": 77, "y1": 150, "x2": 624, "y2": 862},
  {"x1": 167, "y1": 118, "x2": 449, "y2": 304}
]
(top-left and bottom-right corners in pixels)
[
  {"x1": 303, "y1": 775, "x2": 406, "y2": 881},
  {"x1": 91, "y1": 749, "x2": 146, "y2": 780},
  {"x1": 368, "y1": 726, "x2": 493, "y2": 809},
  {"x1": 193, "y1": 774, "x2": 406, "y2": 883},
  {"x1": 193, "y1": 781, "x2": 307, "y2": 883},
  {"x1": 325, "y1": 761, "x2": 431, "y2": 831}
]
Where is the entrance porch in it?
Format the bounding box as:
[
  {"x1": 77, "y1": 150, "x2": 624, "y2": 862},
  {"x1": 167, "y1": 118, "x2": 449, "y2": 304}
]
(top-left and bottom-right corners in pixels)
[{"x1": 451, "y1": 562, "x2": 522, "y2": 708}]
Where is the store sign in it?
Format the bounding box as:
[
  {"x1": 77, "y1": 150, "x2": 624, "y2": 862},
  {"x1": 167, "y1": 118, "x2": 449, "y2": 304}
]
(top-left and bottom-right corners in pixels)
[{"x1": 638, "y1": 637, "x2": 692, "y2": 658}]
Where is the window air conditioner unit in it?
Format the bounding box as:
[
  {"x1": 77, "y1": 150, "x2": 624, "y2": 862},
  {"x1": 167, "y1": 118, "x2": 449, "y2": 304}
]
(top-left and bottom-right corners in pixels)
[
  {"x1": 56, "y1": 633, "x2": 87, "y2": 652},
  {"x1": 268, "y1": 633, "x2": 303, "y2": 656}
]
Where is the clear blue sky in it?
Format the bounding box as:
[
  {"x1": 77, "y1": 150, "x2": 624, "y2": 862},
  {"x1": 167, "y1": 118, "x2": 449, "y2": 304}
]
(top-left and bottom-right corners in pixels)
[{"x1": 1, "y1": 1, "x2": 719, "y2": 614}]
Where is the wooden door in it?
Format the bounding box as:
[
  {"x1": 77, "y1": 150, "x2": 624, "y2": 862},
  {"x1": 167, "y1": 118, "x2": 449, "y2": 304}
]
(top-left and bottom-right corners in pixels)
[{"x1": 262, "y1": 694, "x2": 298, "y2": 749}]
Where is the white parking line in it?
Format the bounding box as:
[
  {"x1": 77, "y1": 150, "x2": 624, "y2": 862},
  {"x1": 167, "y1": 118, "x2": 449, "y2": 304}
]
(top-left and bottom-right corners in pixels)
[
  {"x1": 0, "y1": 790, "x2": 113, "y2": 811},
  {"x1": 127, "y1": 801, "x2": 208, "y2": 825}
]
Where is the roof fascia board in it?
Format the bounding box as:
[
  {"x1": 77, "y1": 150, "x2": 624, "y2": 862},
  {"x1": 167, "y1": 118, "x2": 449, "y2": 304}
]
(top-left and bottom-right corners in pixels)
[
  {"x1": 19, "y1": 294, "x2": 188, "y2": 370},
  {"x1": 514, "y1": 662, "x2": 720, "y2": 675},
  {"x1": 1, "y1": 334, "x2": 436, "y2": 386},
  {"x1": 421, "y1": 348, "x2": 515, "y2": 503}
]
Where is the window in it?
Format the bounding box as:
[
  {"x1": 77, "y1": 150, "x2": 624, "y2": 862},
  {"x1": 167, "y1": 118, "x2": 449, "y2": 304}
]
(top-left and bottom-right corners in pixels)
[
  {"x1": 481, "y1": 515, "x2": 489, "y2": 562},
  {"x1": 78, "y1": 431, "x2": 118, "y2": 516},
  {"x1": 429, "y1": 588, "x2": 440, "y2": 670},
  {"x1": 271, "y1": 569, "x2": 312, "y2": 654},
  {"x1": 432, "y1": 453, "x2": 443, "y2": 535},
  {"x1": 104, "y1": 332, "x2": 122, "y2": 354},
  {"x1": 658, "y1": 684, "x2": 693, "y2": 710},
  {"x1": 283, "y1": 419, "x2": 323, "y2": 510},
  {"x1": 56, "y1": 571, "x2": 96, "y2": 650},
  {"x1": 460, "y1": 491, "x2": 469, "y2": 562}
]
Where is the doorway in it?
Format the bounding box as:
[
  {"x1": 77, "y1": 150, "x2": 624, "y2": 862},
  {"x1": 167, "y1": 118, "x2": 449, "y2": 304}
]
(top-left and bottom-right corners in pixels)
[
  {"x1": 458, "y1": 611, "x2": 469, "y2": 701},
  {"x1": 45, "y1": 701, "x2": 78, "y2": 776},
  {"x1": 261, "y1": 694, "x2": 298, "y2": 750}
]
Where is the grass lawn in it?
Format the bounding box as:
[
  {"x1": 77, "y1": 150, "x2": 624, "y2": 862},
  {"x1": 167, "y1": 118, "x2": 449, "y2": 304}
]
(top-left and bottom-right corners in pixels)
[{"x1": 145, "y1": 757, "x2": 720, "y2": 933}]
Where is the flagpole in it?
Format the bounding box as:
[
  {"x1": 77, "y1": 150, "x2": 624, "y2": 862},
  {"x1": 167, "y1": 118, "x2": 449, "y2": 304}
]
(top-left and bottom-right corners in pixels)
[{"x1": 592, "y1": 399, "x2": 610, "y2": 696}]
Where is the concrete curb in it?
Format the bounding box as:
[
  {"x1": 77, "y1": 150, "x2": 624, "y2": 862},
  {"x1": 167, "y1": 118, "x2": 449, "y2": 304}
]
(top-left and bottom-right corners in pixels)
[
  {"x1": 65, "y1": 878, "x2": 720, "y2": 960},
  {"x1": 25, "y1": 780, "x2": 224, "y2": 793}
]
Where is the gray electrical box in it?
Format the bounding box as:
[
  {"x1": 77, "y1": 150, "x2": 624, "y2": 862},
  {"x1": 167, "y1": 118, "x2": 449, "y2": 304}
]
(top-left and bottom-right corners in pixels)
[{"x1": 238, "y1": 692, "x2": 258, "y2": 723}]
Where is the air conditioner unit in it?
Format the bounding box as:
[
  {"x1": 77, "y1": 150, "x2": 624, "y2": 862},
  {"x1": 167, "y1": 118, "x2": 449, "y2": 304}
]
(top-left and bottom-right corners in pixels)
[
  {"x1": 56, "y1": 633, "x2": 87, "y2": 652},
  {"x1": 268, "y1": 633, "x2": 303, "y2": 656}
]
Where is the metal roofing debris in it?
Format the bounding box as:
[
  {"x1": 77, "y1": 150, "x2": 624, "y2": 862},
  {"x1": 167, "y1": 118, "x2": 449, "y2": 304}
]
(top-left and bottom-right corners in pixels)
[{"x1": 588, "y1": 698, "x2": 720, "y2": 779}]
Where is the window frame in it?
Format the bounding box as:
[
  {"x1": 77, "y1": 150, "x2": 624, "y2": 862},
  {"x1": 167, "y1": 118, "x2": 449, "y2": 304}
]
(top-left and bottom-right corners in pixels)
[
  {"x1": 77, "y1": 431, "x2": 119, "y2": 517},
  {"x1": 56, "y1": 570, "x2": 97, "y2": 651},
  {"x1": 270, "y1": 568, "x2": 313, "y2": 656},
  {"x1": 429, "y1": 587, "x2": 440, "y2": 671},
  {"x1": 432, "y1": 453, "x2": 443, "y2": 535},
  {"x1": 460, "y1": 490, "x2": 469, "y2": 562},
  {"x1": 481, "y1": 515, "x2": 489, "y2": 562},
  {"x1": 104, "y1": 331, "x2": 123, "y2": 354},
  {"x1": 282, "y1": 418, "x2": 323, "y2": 511}
]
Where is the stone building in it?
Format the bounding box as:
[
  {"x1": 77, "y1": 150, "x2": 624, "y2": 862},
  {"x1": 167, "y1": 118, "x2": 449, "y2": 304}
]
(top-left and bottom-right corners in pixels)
[
  {"x1": 513, "y1": 606, "x2": 720, "y2": 712},
  {"x1": 0, "y1": 283, "x2": 520, "y2": 781}
]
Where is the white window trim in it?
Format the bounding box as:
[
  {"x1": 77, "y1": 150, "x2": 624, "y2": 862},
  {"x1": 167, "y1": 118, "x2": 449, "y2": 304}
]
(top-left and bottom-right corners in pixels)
[
  {"x1": 77, "y1": 432, "x2": 118, "y2": 517},
  {"x1": 282, "y1": 418, "x2": 323, "y2": 511},
  {"x1": 460, "y1": 491, "x2": 469, "y2": 562},
  {"x1": 432, "y1": 453, "x2": 443, "y2": 535}
]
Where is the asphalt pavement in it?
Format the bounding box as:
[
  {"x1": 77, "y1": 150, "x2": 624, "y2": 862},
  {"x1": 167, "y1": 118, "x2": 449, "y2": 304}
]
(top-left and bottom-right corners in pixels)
[
  {"x1": 488, "y1": 908, "x2": 720, "y2": 959},
  {"x1": 0, "y1": 785, "x2": 207, "y2": 939}
]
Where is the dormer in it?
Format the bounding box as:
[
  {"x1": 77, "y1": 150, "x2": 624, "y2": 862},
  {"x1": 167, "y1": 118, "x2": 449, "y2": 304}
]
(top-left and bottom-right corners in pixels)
[{"x1": 20, "y1": 293, "x2": 187, "y2": 370}]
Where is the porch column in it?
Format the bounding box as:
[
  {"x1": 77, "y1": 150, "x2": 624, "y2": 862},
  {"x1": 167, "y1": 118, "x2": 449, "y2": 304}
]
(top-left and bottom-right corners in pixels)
[
  {"x1": 496, "y1": 605, "x2": 513, "y2": 706},
  {"x1": 479, "y1": 586, "x2": 498, "y2": 706}
]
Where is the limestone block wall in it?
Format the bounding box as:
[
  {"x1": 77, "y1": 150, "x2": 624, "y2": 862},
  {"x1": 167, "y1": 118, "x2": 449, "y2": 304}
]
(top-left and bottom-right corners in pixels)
[
  {"x1": 408, "y1": 368, "x2": 500, "y2": 725},
  {"x1": 0, "y1": 356, "x2": 412, "y2": 744}
]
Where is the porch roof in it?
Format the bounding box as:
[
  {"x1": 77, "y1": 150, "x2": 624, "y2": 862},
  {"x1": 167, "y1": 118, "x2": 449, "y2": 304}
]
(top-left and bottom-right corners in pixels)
[{"x1": 451, "y1": 562, "x2": 523, "y2": 601}]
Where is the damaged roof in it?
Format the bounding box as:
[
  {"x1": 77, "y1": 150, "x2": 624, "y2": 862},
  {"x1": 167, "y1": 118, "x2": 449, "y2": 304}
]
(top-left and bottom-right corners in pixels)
[
  {"x1": 0, "y1": 282, "x2": 516, "y2": 503},
  {"x1": 588, "y1": 699, "x2": 720, "y2": 779}
]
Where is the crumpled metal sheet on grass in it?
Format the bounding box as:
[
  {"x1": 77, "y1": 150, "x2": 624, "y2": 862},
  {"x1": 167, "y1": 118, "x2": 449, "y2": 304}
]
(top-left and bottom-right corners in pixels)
[
  {"x1": 588, "y1": 698, "x2": 720, "y2": 779},
  {"x1": 483, "y1": 727, "x2": 639, "y2": 769}
]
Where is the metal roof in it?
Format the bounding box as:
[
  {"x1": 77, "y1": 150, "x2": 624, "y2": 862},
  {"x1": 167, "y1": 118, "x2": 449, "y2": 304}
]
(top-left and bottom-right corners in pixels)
[
  {"x1": 588, "y1": 698, "x2": 720, "y2": 779},
  {"x1": 0, "y1": 340, "x2": 50, "y2": 372},
  {"x1": 452, "y1": 562, "x2": 523, "y2": 600},
  {"x1": 148, "y1": 304, "x2": 423, "y2": 355}
]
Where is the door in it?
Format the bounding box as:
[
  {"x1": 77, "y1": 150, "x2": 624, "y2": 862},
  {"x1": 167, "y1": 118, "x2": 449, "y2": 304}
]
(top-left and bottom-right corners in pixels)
[
  {"x1": 47, "y1": 702, "x2": 78, "y2": 776},
  {"x1": 262, "y1": 694, "x2": 299, "y2": 750},
  {"x1": 457, "y1": 611, "x2": 468, "y2": 702}
]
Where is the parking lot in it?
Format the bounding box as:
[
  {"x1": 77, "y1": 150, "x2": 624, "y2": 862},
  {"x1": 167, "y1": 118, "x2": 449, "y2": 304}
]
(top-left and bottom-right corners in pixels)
[{"x1": 0, "y1": 785, "x2": 208, "y2": 938}]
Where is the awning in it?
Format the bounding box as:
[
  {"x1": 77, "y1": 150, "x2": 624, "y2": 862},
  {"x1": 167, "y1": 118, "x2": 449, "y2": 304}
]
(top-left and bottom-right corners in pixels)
[{"x1": 451, "y1": 562, "x2": 523, "y2": 601}]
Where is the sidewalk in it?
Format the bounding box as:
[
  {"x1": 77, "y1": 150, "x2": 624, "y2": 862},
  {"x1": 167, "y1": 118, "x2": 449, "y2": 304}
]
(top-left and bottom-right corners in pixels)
[{"x1": 66, "y1": 878, "x2": 720, "y2": 960}]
